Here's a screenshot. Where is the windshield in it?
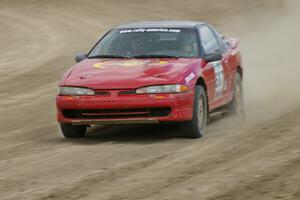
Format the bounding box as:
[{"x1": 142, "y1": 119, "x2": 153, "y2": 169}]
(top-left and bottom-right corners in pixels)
[{"x1": 88, "y1": 28, "x2": 200, "y2": 58}]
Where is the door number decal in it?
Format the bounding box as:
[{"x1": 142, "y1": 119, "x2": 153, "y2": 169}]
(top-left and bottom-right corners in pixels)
[{"x1": 212, "y1": 61, "x2": 225, "y2": 97}]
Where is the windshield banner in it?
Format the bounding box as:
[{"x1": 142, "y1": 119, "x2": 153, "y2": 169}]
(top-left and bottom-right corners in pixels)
[{"x1": 120, "y1": 28, "x2": 181, "y2": 34}]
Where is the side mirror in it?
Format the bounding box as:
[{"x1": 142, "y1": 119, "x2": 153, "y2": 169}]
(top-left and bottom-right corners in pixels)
[
  {"x1": 226, "y1": 38, "x2": 239, "y2": 49},
  {"x1": 203, "y1": 53, "x2": 222, "y2": 62},
  {"x1": 74, "y1": 53, "x2": 87, "y2": 63}
]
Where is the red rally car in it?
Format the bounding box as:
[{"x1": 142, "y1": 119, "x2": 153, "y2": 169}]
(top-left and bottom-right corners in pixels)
[{"x1": 56, "y1": 21, "x2": 243, "y2": 138}]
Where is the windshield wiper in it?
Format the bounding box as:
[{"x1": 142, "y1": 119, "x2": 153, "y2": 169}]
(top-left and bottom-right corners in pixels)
[
  {"x1": 133, "y1": 55, "x2": 179, "y2": 58},
  {"x1": 88, "y1": 55, "x2": 129, "y2": 59}
]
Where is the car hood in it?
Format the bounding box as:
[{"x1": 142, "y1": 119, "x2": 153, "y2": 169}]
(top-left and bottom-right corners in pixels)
[{"x1": 63, "y1": 58, "x2": 199, "y2": 89}]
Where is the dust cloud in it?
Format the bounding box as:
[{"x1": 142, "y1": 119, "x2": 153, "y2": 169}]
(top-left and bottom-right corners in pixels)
[{"x1": 240, "y1": 0, "x2": 300, "y2": 120}]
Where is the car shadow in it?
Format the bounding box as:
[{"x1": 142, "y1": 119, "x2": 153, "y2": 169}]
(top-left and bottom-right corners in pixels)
[
  {"x1": 62, "y1": 123, "x2": 183, "y2": 145},
  {"x1": 64, "y1": 113, "x2": 237, "y2": 145}
]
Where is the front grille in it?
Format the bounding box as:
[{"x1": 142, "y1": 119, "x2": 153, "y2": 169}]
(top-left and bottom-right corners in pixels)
[
  {"x1": 62, "y1": 107, "x2": 171, "y2": 119},
  {"x1": 118, "y1": 90, "x2": 136, "y2": 95},
  {"x1": 95, "y1": 91, "x2": 110, "y2": 96},
  {"x1": 94, "y1": 90, "x2": 136, "y2": 96}
]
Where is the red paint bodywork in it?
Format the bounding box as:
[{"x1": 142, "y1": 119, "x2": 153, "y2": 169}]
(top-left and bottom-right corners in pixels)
[{"x1": 56, "y1": 40, "x2": 241, "y2": 125}]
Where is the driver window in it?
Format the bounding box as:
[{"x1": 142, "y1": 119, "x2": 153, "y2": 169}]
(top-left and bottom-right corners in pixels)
[{"x1": 199, "y1": 26, "x2": 221, "y2": 55}]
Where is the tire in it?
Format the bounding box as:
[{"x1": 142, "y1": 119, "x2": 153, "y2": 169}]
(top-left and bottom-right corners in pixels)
[
  {"x1": 228, "y1": 72, "x2": 244, "y2": 115},
  {"x1": 182, "y1": 85, "x2": 208, "y2": 138},
  {"x1": 60, "y1": 124, "x2": 87, "y2": 138}
]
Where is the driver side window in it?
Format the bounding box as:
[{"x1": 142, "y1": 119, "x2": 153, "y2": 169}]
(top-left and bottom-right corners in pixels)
[{"x1": 199, "y1": 26, "x2": 221, "y2": 55}]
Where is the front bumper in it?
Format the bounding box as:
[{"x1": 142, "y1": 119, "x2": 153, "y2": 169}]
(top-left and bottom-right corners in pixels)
[{"x1": 56, "y1": 91, "x2": 194, "y2": 125}]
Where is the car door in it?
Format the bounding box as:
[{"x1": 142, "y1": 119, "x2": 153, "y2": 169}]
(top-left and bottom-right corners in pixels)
[
  {"x1": 209, "y1": 26, "x2": 235, "y2": 101},
  {"x1": 198, "y1": 25, "x2": 231, "y2": 109}
]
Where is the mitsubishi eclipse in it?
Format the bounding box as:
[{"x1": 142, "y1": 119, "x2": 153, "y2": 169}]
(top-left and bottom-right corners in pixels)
[{"x1": 56, "y1": 21, "x2": 243, "y2": 138}]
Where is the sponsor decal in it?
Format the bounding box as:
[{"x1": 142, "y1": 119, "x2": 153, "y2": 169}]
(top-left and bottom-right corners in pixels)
[
  {"x1": 153, "y1": 60, "x2": 168, "y2": 65},
  {"x1": 121, "y1": 60, "x2": 144, "y2": 67},
  {"x1": 93, "y1": 60, "x2": 145, "y2": 69},
  {"x1": 93, "y1": 63, "x2": 103, "y2": 68},
  {"x1": 185, "y1": 72, "x2": 196, "y2": 83},
  {"x1": 120, "y1": 28, "x2": 181, "y2": 34},
  {"x1": 93, "y1": 60, "x2": 169, "y2": 69}
]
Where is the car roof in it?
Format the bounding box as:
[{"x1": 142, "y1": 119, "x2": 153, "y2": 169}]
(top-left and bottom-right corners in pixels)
[{"x1": 114, "y1": 21, "x2": 206, "y2": 29}]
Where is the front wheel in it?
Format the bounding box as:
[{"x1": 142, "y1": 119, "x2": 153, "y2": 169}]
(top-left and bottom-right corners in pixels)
[
  {"x1": 182, "y1": 85, "x2": 208, "y2": 138},
  {"x1": 60, "y1": 124, "x2": 87, "y2": 138}
]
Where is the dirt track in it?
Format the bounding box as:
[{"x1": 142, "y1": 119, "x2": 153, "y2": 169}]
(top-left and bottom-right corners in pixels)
[{"x1": 0, "y1": 0, "x2": 299, "y2": 199}]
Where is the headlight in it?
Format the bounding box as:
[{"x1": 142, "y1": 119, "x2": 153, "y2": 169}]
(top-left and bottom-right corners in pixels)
[
  {"x1": 136, "y1": 84, "x2": 189, "y2": 94},
  {"x1": 58, "y1": 87, "x2": 95, "y2": 95}
]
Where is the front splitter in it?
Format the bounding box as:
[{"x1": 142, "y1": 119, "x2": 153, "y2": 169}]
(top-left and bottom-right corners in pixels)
[{"x1": 71, "y1": 119, "x2": 160, "y2": 125}]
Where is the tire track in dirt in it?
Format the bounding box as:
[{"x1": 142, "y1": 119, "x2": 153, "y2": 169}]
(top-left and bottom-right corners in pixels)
[
  {"x1": 0, "y1": 11, "x2": 62, "y2": 77},
  {"x1": 31, "y1": 110, "x2": 300, "y2": 200},
  {"x1": 210, "y1": 158, "x2": 300, "y2": 200},
  {"x1": 148, "y1": 125, "x2": 300, "y2": 200}
]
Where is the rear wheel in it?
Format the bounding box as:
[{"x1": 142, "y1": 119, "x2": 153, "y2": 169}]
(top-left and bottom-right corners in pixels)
[
  {"x1": 228, "y1": 72, "x2": 244, "y2": 116},
  {"x1": 60, "y1": 124, "x2": 87, "y2": 138},
  {"x1": 182, "y1": 85, "x2": 208, "y2": 138}
]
